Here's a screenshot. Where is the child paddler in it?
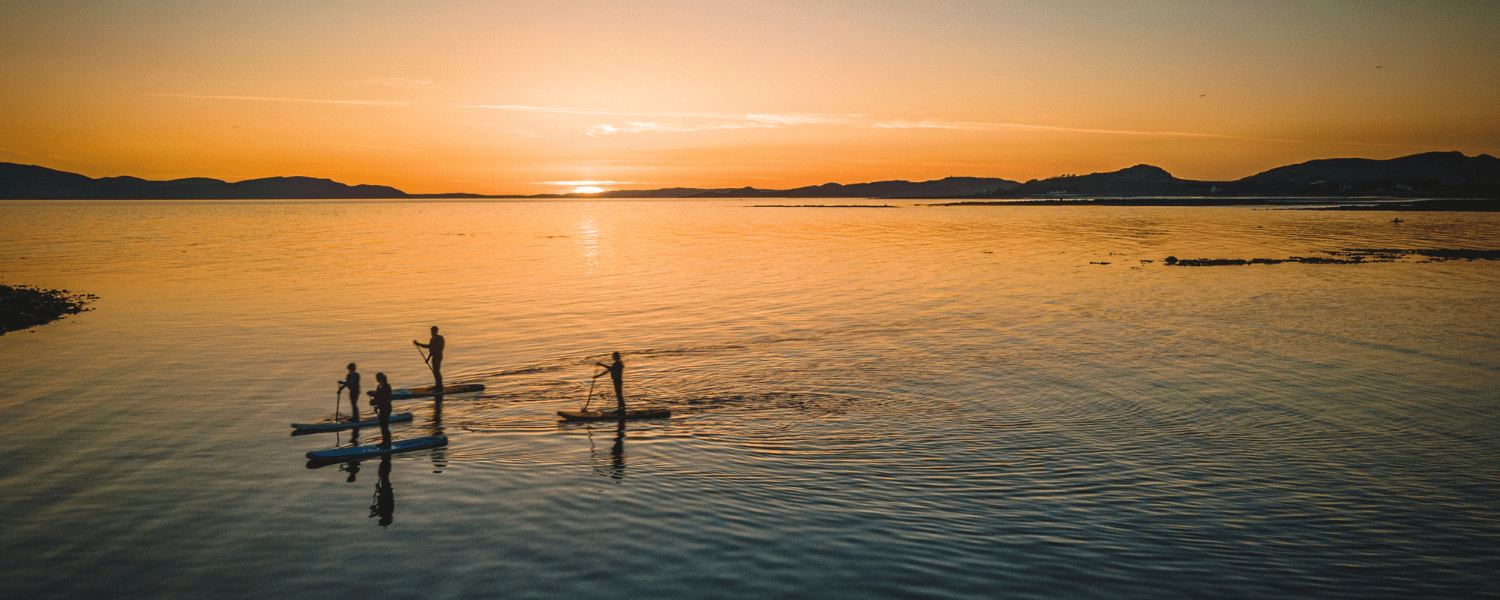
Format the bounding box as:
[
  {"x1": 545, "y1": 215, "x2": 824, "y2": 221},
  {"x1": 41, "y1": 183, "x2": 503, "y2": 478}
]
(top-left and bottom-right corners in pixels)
[
  {"x1": 368, "y1": 372, "x2": 393, "y2": 447},
  {"x1": 338, "y1": 363, "x2": 361, "y2": 421},
  {"x1": 594, "y1": 351, "x2": 626, "y2": 416}
]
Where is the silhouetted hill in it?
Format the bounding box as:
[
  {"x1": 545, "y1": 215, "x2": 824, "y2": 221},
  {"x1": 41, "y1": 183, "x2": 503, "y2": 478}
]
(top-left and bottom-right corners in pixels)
[
  {"x1": 782, "y1": 176, "x2": 1018, "y2": 198},
  {"x1": 976, "y1": 152, "x2": 1499, "y2": 199},
  {"x1": 227, "y1": 176, "x2": 405, "y2": 199},
  {"x1": 599, "y1": 187, "x2": 734, "y2": 198},
  {"x1": 1237, "y1": 151, "x2": 1500, "y2": 194},
  {"x1": 1000, "y1": 164, "x2": 1214, "y2": 197},
  {"x1": 600, "y1": 176, "x2": 1019, "y2": 198},
  {"x1": 5, "y1": 151, "x2": 1495, "y2": 201},
  {"x1": 0, "y1": 163, "x2": 408, "y2": 199}
]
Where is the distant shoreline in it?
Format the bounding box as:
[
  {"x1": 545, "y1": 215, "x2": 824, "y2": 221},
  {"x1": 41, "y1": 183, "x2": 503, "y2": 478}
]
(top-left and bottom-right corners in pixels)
[
  {"x1": 6, "y1": 151, "x2": 1496, "y2": 201},
  {"x1": 930, "y1": 197, "x2": 1499, "y2": 211},
  {"x1": 3, "y1": 197, "x2": 1497, "y2": 211}
]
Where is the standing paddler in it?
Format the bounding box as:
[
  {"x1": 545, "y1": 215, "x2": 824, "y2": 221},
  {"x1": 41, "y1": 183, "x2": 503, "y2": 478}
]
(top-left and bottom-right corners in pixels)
[
  {"x1": 338, "y1": 362, "x2": 361, "y2": 421},
  {"x1": 413, "y1": 325, "x2": 445, "y2": 391},
  {"x1": 594, "y1": 351, "x2": 626, "y2": 416},
  {"x1": 368, "y1": 372, "x2": 394, "y2": 448}
]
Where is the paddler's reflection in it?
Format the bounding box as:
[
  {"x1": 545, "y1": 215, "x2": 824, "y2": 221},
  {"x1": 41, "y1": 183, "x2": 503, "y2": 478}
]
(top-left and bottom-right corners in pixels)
[
  {"x1": 586, "y1": 418, "x2": 628, "y2": 480},
  {"x1": 339, "y1": 460, "x2": 361, "y2": 482},
  {"x1": 610, "y1": 418, "x2": 626, "y2": 480},
  {"x1": 429, "y1": 397, "x2": 447, "y2": 473},
  {"x1": 336, "y1": 428, "x2": 364, "y2": 481},
  {"x1": 429, "y1": 396, "x2": 445, "y2": 436},
  {"x1": 369, "y1": 454, "x2": 394, "y2": 527}
]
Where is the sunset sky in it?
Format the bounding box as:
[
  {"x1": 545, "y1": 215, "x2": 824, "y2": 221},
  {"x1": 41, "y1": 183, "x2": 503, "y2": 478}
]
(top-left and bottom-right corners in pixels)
[{"x1": 3, "y1": 1, "x2": 1497, "y2": 195}]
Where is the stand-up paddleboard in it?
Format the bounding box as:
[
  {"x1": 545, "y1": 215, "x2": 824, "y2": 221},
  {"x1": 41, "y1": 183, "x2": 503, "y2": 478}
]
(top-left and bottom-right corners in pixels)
[
  {"x1": 369, "y1": 383, "x2": 485, "y2": 399},
  {"x1": 306, "y1": 435, "x2": 448, "y2": 461},
  {"x1": 557, "y1": 407, "x2": 672, "y2": 421},
  {"x1": 291, "y1": 412, "x2": 413, "y2": 432}
]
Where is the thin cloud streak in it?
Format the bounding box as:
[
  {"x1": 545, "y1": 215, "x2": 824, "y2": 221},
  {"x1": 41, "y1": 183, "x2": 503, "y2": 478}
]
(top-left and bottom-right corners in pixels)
[
  {"x1": 155, "y1": 94, "x2": 409, "y2": 106},
  {"x1": 464, "y1": 105, "x2": 731, "y2": 119},
  {"x1": 746, "y1": 113, "x2": 860, "y2": 126},
  {"x1": 365, "y1": 77, "x2": 435, "y2": 89},
  {"x1": 870, "y1": 119, "x2": 1314, "y2": 143},
  {"x1": 467, "y1": 105, "x2": 859, "y2": 135},
  {"x1": 345, "y1": 143, "x2": 418, "y2": 151},
  {"x1": 586, "y1": 122, "x2": 745, "y2": 137},
  {"x1": 870, "y1": 119, "x2": 1450, "y2": 148},
  {"x1": 468, "y1": 103, "x2": 1430, "y2": 148}
]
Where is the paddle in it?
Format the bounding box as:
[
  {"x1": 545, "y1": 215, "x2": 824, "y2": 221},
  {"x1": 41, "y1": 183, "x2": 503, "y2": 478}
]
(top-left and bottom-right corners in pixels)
[
  {"x1": 415, "y1": 345, "x2": 435, "y2": 376},
  {"x1": 582, "y1": 369, "x2": 601, "y2": 412},
  {"x1": 335, "y1": 382, "x2": 346, "y2": 422}
]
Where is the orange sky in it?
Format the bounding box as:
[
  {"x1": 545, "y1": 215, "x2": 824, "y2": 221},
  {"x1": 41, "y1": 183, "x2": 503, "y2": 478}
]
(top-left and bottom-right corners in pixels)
[{"x1": 2, "y1": 1, "x2": 1497, "y2": 195}]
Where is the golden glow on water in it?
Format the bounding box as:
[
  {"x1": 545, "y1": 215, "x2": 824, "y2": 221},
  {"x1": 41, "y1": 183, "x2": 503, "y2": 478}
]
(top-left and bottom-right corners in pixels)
[{"x1": 1, "y1": 200, "x2": 1498, "y2": 598}]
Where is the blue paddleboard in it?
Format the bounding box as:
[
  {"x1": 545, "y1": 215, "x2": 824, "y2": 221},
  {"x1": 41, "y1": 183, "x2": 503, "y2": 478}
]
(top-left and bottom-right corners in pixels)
[
  {"x1": 371, "y1": 383, "x2": 484, "y2": 399},
  {"x1": 291, "y1": 412, "x2": 413, "y2": 432},
  {"x1": 305, "y1": 435, "x2": 448, "y2": 461}
]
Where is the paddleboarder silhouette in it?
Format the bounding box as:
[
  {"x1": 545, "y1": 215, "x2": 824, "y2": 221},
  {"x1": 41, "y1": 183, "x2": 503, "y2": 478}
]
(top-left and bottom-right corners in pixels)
[
  {"x1": 594, "y1": 351, "x2": 626, "y2": 416},
  {"x1": 338, "y1": 363, "x2": 361, "y2": 421},
  {"x1": 368, "y1": 372, "x2": 393, "y2": 448},
  {"x1": 413, "y1": 326, "x2": 445, "y2": 390}
]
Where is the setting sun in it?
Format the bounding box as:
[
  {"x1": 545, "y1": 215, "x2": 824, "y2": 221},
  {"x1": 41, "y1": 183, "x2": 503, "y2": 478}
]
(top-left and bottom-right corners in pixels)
[{"x1": 571, "y1": 186, "x2": 605, "y2": 194}]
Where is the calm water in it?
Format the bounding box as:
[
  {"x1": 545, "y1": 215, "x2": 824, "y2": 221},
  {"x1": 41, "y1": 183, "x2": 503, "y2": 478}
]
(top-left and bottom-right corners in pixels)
[{"x1": 1, "y1": 199, "x2": 1497, "y2": 599}]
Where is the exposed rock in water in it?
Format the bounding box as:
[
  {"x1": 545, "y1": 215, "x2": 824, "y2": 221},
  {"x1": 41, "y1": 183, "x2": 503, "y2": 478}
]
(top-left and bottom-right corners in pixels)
[
  {"x1": 0, "y1": 285, "x2": 97, "y2": 334},
  {"x1": 1331, "y1": 248, "x2": 1500, "y2": 260},
  {"x1": 1162, "y1": 248, "x2": 1500, "y2": 266}
]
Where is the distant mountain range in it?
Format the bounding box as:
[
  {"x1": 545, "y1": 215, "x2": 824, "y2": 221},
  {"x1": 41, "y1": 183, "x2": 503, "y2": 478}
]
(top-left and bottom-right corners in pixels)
[
  {"x1": 598, "y1": 176, "x2": 1021, "y2": 198},
  {"x1": 981, "y1": 151, "x2": 1499, "y2": 199},
  {"x1": 3, "y1": 151, "x2": 1496, "y2": 200},
  {"x1": 0, "y1": 163, "x2": 404, "y2": 200}
]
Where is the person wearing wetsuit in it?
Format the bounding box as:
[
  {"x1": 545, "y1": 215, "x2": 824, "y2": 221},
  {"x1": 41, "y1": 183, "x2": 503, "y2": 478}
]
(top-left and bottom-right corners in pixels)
[
  {"x1": 368, "y1": 372, "x2": 393, "y2": 447},
  {"x1": 413, "y1": 326, "x2": 445, "y2": 390},
  {"x1": 339, "y1": 363, "x2": 361, "y2": 421},
  {"x1": 594, "y1": 351, "x2": 625, "y2": 416}
]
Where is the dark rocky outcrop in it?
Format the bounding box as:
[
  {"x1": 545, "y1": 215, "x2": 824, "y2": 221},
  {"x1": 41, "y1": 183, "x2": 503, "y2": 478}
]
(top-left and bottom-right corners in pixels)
[{"x1": 0, "y1": 285, "x2": 96, "y2": 335}]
